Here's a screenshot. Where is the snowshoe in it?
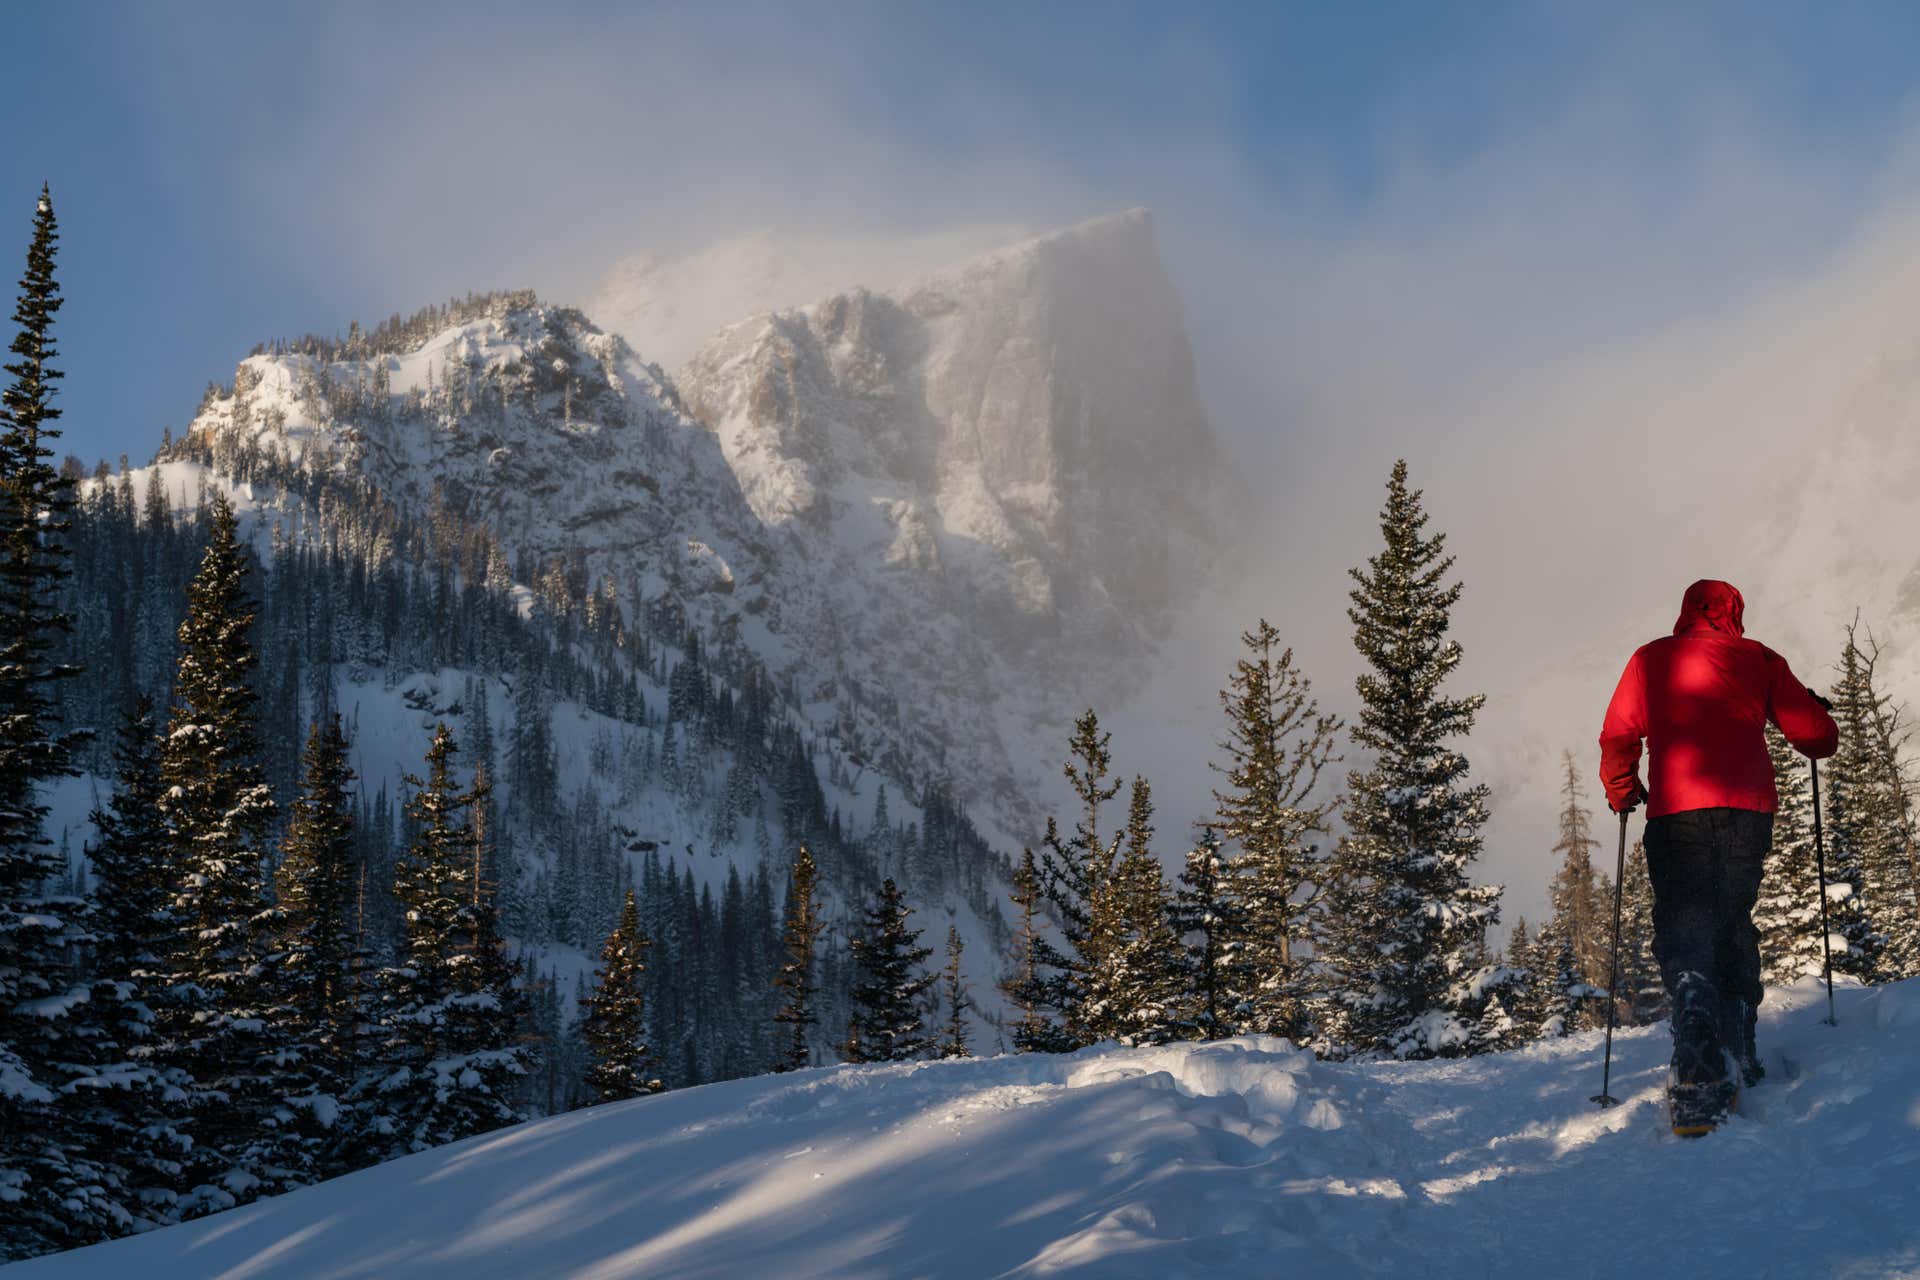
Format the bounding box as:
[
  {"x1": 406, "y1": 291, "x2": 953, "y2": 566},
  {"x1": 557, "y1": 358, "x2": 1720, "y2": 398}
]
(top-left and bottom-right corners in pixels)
[
  {"x1": 1668, "y1": 1076, "x2": 1738, "y2": 1138},
  {"x1": 1737, "y1": 1054, "x2": 1765, "y2": 1089}
]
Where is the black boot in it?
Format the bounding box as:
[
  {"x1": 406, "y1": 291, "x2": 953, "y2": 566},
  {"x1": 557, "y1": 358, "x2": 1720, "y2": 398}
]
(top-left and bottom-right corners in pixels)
[{"x1": 1669, "y1": 973, "x2": 1737, "y2": 1135}]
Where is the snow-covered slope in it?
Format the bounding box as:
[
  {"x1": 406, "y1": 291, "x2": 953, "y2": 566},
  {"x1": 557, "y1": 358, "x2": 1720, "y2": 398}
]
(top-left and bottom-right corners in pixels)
[{"x1": 18, "y1": 977, "x2": 1918, "y2": 1278}]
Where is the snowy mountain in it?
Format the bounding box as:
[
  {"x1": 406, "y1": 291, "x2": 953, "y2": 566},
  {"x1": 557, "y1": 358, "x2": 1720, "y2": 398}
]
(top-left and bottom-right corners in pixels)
[
  {"x1": 188, "y1": 210, "x2": 1234, "y2": 849},
  {"x1": 14, "y1": 976, "x2": 1914, "y2": 1278},
  {"x1": 673, "y1": 209, "x2": 1238, "y2": 837}
]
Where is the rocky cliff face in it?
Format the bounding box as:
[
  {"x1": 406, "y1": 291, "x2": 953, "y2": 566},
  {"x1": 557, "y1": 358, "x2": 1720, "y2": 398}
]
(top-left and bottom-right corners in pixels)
[
  {"x1": 188, "y1": 211, "x2": 1232, "y2": 845},
  {"x1": 675, "y1": 209, "x2": 1235, "y2": 833}
]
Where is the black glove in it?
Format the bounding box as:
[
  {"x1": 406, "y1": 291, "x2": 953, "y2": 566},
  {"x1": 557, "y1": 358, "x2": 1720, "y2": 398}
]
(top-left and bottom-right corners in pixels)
[{"x1": 1808, "y1": 686, "x2": 1834, "y2": 712}]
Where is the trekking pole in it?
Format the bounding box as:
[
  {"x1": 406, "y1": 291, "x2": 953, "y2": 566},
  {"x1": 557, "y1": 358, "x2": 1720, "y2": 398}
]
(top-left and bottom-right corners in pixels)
[
  {"x1": 1810, "y1": 758, "x2": 1839, "y2": 1026},
  {"x1": 1591, "y1": 808, "x2": 1630, "y2": 1108}
]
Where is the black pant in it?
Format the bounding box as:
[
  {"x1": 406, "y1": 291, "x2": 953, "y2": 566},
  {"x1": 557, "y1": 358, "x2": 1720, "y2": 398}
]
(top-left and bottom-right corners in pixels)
[{"x1": 1643, "y1": 808, "x2": 1770, "y2": 1070}]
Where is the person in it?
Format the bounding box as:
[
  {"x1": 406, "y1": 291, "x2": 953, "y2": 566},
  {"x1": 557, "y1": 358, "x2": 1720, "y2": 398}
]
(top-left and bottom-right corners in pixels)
[{"x1": 1598, "y1": 579, "x2": 1837, "y2": 1129}]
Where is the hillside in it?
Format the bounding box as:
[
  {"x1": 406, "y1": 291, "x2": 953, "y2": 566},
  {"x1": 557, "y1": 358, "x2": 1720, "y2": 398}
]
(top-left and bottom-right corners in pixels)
[{"x1": 13, "y1": 978, "x2": 1916, "y2": 1278}]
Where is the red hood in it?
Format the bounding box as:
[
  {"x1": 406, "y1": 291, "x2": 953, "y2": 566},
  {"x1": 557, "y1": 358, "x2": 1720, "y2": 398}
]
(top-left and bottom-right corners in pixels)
[{"x1": 1674, "y1": 579, "x2": 1745, "y2": 637}]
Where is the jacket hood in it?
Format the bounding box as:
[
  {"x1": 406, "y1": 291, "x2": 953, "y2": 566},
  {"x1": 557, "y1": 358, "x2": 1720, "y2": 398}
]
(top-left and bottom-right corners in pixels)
[{"x1": 1674, "y1": 579, "x2": 1746, "y2": 637}]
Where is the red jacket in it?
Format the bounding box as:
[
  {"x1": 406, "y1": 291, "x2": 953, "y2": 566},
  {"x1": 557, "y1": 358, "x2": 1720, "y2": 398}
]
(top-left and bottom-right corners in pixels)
[{"x1": 1599, "y1": 580, "x2": 1837, "y2": 818}]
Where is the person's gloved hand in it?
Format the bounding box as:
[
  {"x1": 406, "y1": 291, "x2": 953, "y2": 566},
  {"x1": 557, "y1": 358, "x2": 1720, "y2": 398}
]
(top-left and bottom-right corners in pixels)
[
  {"x1": 1611, "y1": 779, "x2": 1649, "y2": 814},
  {"x1": 1807, "y1": 686, "x2": 1835, "y2": 712}
]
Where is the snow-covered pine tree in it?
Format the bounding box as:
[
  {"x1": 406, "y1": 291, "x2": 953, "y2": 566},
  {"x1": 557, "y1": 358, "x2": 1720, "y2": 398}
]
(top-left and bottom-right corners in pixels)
[
  {"x1": 938, "y1": 926, "x2": 971, "y2": 1058},
  {"x1": 1033, "y1": 711, "x2": 1123, "y2": 1047},
  {"x1": 1469, "y1": 993, "x2": 1520, "y2": 1054},
  {"x1": 1617, "y1": 840, "x2": 1667, "y2": 1025},
  {"x1": 1169, "y1": 828, "x2": 1243, "y2": 1042},
  {"x1": 1513, "y1": 920, "x2": 1584, "y2": 1041},
  {"x1": 838, "y1": 878, "x2": 935, "y2": 1063},
  {"x1": 1546, "y1": 751, "x2": 1606, "y2": 1018},
  {"x1": 1829, "y1": 622, "x2": 1920, "y2": 978},
  {"x1": 1000, "y1": 848, "x2": 1072, "y2": 1053},
  {"x1": 1083, "y1": 779, "x2": 1185, "y2": 1046},
  {"x1": 1822, "y1": 630, "x2": 1892, "y2": 983},
  {"x1": 771, "y1": 845, "x2": 824, "y2": 1072},
  {"x1": 1758, "y1": 724, "x2": 1826, "y2": 986},
  {"x1": 86, "y1": 697, "x2": 172, "y2": 988},
  {"x1": 152, "y1": 489, "x2": 288, "y2": 1214},
  {"x1": 1317, "y1": 460, "x2": 1502, "y2": 1059},
  {"x1": 366, "y1": 725, "x2": 527, "y2": 1157},
  {"x1": 1210, "y1": 620, "x2": 1340, "y2": 1042},
  {"x1": 69, "y1": 696, "x2": 194, "y2": 1229},
  {"x1": 581, "y1": 889, "x2": 662, "y2": 1102},
  {"x1": 0, "y1": 184, "x2": 101, "y2": 1262},
  {"x1": 273, "y1": 715, "x2": 361, "y2": 1173}
]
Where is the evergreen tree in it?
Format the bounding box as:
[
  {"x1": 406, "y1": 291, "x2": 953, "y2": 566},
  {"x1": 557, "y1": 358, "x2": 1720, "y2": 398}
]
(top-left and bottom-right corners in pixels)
[
  {"x1": 365, "y1": 726, "x2": 526, "y2": 1158},
  {"x1": 1001, "y1": 848, "x2": 1072, "y2": 1053},
  {"x1": 1758, "y1": 725, "x2": 1826, "y2": 986},
  {"x1": 838, "y1": 878, "x2": 935, "y2": 1063},
  {"x1": 1032, "y1": 711, "x2": 1123, "y2": 1046},
  {"x1": 86, "y1": 696, "x2": 172, "y2": 990},
  {"x1": 580, "y1": 889, "x2": 661, "y2": 1102},
  {"x1": 937, "y1": 926, "x2": 971, "y2": 1059},
  {"x1": 1546, "y1": 751, "x2": 1606, "y2": 1019},
  {"x1": 274, "y1": 715, "x2": 362, "y2": 1173},
  {"x1": 771, "y1": 846, "x2": 823, "y2": 1072},
  {"x1": 0, "y1": 184, "x2": 99, "y2": 1261},
  {"x1": 1617, "y1": 840, "x2": 1666, "y2": 1025},
  {"x1": 152, "y1": 490, "x2": 289, "y2": 1213},
  {"x1": 1210, "y1": 621, "x2": 1340, "y2": 1041},
  {"x1": 1083, "y1": 779, "x2": 1184, "y2": 1045},
  {"x1": 1170, "y1": 828, "x2": 1242, "y2": 1042},
  {"x1": 1469, "y1": 993, "x2": 1520, "y2": 1055},
  {"x1": 1827, "y1": 622, "x2": 1920, "y2": 978},
  {"x1": 1318, "y1": 461, "x2": 1501, "y2": 1058},
  {"x1": 1822, "y1": 631, "x2": 1891, "y2": 982},
  {"x1": 72, "y1": 696, "x2": 194, "y2": 1224}
]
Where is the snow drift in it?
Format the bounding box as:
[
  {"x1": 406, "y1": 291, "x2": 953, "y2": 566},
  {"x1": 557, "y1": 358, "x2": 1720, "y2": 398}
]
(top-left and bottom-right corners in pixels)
[{"x1": 13, "y1": 977, "x2": 1920, "y2": 1278}]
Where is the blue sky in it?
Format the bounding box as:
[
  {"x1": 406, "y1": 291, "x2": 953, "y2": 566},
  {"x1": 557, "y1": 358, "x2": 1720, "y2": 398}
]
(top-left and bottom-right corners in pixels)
[{"x1": 9, "y1": 1, "x2": 1920, "y2": 466}]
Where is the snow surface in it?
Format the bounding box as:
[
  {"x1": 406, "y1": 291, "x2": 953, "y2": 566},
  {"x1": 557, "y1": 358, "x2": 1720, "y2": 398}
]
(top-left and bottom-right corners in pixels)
[{"x1": 14, "y1": 977, "x2": 1920, "y2": 1278}]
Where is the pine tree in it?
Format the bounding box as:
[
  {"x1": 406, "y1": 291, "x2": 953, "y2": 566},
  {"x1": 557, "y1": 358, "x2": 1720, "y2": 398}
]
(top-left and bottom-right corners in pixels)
[
  {"x1": 1617, "y1": 840, "x2": 1667, "y2": 1025},
  {"x1": 1758, "y1": 725, "x2": 1826, "y2": 986},
  {"x1": 1828, "y1": 622, "x2": 1920, "y2": 978},
  {"x1": 365, "y1": 726, "x2": 527, "y2": 1157},
  {"x1": 0, "y1": 184, "x2": 100, "y2": 1261},
  {"x1": 152, "y1": 489, "x2": 288, "y2": 1214},
  {"x1": 1210, "y1": 621, "x2": 1340, "y2": 1042},
  {"x1": 581, "y1": 889, "x2": 662, "y2": 1102},
  {"x1": 771, "y1": 846, "x2": 824, "y2": 1072},
  {"x1": 1170, "y1": 828, "x2": 1243, "y2": 1042},
  {"x1": 71, "y1": 696, "x2": 193, "y2": 1226},
  {"x1": 937, "y1": 926, "x2": 971, "y2": 1058},
  {"x1": 1546, "y1": 751, "x2": 1606, "y2": 1020},
  {"x1": 838, "y1": 878, "x2": 935, "y2": 1063},
  {"x1": 1822, "y1": 631, "x2": 1891, "y2": 982},
  {"x1": 86, "y1": 696, "x2": 172, "y2": 991},
  {"x1": 1082, "y1": 779, "x2": 1185, "y2": 1045},
  {"x1": 273, "y1": 715, "x2": 362, "y2": 1173},
  {"x1": 1001, "y1": 848, "x2": 1071, "y2": 1053},
  {"x1": 1469, "y1": 993, "x2": 1520, "y2": 1054},
  {"x1": 1032, "y1": 711, "x2": 1123, "y2": 1046},
  {"x1": 1318, "y1": 461, "x2": 1501, "y2": 1058}
]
